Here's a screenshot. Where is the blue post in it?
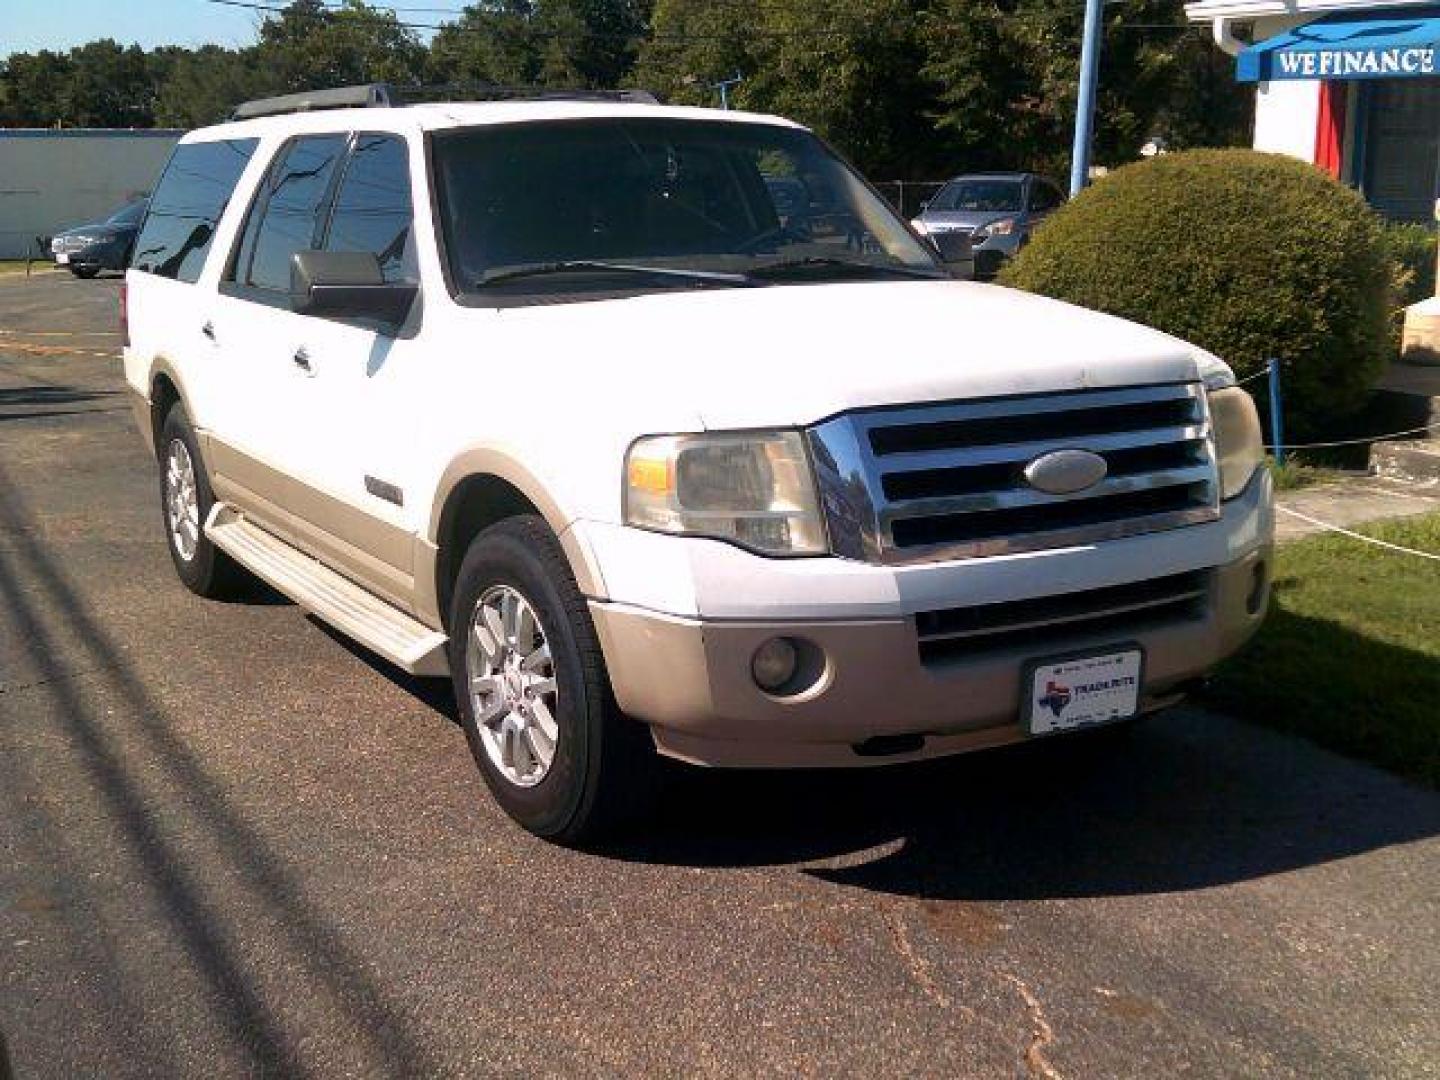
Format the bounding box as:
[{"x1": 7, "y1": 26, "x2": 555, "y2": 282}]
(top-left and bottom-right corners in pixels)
[
  {"x1": 713, "y1": 74, "x2": 742, "y2": 111},
  {"x1": 1267, "y1": 358, "x2": 1286, "y2": 466},
  {"x1": 1069, "y1": 0, "x2": 1106, "y2": 196}
]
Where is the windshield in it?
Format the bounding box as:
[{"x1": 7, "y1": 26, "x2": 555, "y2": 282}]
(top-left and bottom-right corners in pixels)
[
  {"x1": 106, "y1": 199, "x2": 147, "y2": 226},
  {"x1": 934, "y1": 179, "x2": 1023, "y2": 214},
  {"x1": 105, "y1": 203, "x2": 146, "y2": 228},
  {"x1": 432, "y1": 118, "x2": 942, "y2": 294}
]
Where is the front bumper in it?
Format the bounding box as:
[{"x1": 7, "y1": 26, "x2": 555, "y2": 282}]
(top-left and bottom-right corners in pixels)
[
  {"x1": 586, "y1": 475, "x2": 1273, "y2": 768},
  {"x1": 52, "y1": 242, "x2": 125, "y2": 270}
]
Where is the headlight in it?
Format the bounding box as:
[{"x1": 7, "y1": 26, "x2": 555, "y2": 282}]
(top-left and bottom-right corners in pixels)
[
  {"x1": 975, "y1": 218, "x2": 1017, "y2": 240},
  {"x1": 624, "y1": 431, "x2": 827, "y2": 556},
  {"x1": 1209, "y1": 387, "x2": 1264, "y2": 500}
]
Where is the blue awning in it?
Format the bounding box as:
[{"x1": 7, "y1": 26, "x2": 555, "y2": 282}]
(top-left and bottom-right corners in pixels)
[{"x1": 1237, "y1": 5, "x2": 1440, "y2": 82}]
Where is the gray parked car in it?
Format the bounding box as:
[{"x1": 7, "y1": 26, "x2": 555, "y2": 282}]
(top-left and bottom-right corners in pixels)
[
  {"x1": 50, "y1": 197, "x2": 147, "y2": 278},
  {"x1": 912, "y1": 173, "x2": 1066, "y2": 277}
]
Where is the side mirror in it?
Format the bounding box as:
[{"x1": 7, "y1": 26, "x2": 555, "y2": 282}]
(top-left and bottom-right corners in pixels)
[
  {"x1": 919, "y1": 199, "x2": 931, "y2": 212},
  {"x1": 291, "y1": 250, "x2": 417, "y2": 328},
  {"x1": 928, "y1": 231, "x2": 975, "y2": 280}
]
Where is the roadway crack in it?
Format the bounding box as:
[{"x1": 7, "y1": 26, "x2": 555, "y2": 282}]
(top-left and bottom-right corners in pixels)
[
  {"x1": 886, "y1": 907, "x2": 952, "y2": 1010},
  {"x1": 1003, "y1": 972, "x2": 1063, "y2": 1079},
  {"x1": 0, "y1": 665, "x2": 114, "y2": 697}
]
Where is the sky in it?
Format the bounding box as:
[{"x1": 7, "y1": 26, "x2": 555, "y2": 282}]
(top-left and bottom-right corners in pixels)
[{"x1": 1, "y1": 0, "x2": 474, "y2": 54}]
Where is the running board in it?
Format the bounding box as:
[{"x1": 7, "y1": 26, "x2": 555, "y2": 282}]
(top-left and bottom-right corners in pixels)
[{"x1": 205, "y1": 504, "x2": 450, "y2": 677}]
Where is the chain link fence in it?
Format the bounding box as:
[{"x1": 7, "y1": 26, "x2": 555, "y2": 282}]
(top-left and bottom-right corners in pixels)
[{"x1": 873, "y1": 181, "x2": 948, "y2": 221}]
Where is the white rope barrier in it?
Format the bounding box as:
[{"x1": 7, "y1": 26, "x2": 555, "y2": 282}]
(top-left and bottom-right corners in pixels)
[
  {"x1": 1277, "y1": 506, "x2": 1440, "y2": 563},
  {"x1": 1264, "y1": 420, "x2": 1440, "y2": 451}
]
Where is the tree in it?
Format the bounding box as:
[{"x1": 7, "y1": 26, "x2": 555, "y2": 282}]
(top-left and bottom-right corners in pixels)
[
  {"x1": 639, "y1": 0, "x2": 1251, "y2": 183},
  {"x1": 0, "y1": 50, "x2": 76, "y2": 127},
  {"x1": 638, "y1": 0, "x2": 951, "y2": 180},
  {"x1": 428, "y1": 1, "x2": 547, "y2": 86},
  {"x1": 252, "y1": 0, "x2": 427, "y2": 93},
  {"x1": 429, "y1": 1, "x2": 652, "y2": 89},
  {"x1": 0, "y1": 0, "x2": 1251, "y2": 186},
  {"x1": 153, "y1": 45, "x2": 268, "y2": 128}
]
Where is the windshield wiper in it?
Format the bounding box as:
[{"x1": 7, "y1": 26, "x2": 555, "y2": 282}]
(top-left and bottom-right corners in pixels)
[
  {"x1": 748, "y1": 256, "x2": 945, "y2": 281},
  {"x1": 475, "y1": 260, "x2": 755, "y2": 288}
]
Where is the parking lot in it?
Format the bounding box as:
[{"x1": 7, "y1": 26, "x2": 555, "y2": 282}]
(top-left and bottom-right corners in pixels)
[{"x1": 1, "y1": 271, "x2": 1437, "y2": 1077}]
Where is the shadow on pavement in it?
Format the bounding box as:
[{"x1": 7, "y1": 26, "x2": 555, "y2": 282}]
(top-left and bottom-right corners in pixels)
[
  {"x1": 333, "y1": 572, "x2": 1440, "y2": 898},
  {"x1": 0, "y1": 385, "x2": 125, "y2": 423},
  {"x1": 599, "y1": 708, "x2": 1440, "y2": 900},
  {"x1": 0, "y1": 465, "x2": 436, "y2": 1078}
]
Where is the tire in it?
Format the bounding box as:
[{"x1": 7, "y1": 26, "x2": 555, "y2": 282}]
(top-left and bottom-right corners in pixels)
[
  {"x1": 157, "y1": 404, "x2": 246, "y2": 598},
  {"x1": 448, "y1": 515, "x2": 656, "y2": 844},
  {"x1": 70, "y1": 265, "x2": 99, "y2": 279}
]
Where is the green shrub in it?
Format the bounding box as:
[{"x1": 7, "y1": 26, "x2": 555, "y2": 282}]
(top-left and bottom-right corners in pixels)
[
  {"x1": 1383, "y1": 221, "x2": 1437, "y2": 309},
  {"x1": 1001, "y1": 150, "x2": 1391, "y2": 436}
]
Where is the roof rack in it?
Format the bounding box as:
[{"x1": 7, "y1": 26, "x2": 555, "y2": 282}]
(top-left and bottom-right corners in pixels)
[
  {"x1": 230, "y1": 82, "x2": 660, "y2": 121},
  {"x1": 232, "y1": 84, "x2": 397, "y2": 121},
  {"x1": 392, "y1": 83, "x2": 660, "y2": 106}
]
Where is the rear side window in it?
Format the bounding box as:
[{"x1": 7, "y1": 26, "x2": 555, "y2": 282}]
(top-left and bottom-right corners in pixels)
[
  {"x1": 324, "y1": 134, "x2": 416, "y2": 283},
  {"x1": 230, "y1": 134, "x2": 347, "y2": 293},
  {"x1": 131, "y1": 139, "x2": 258, "y2": 283}
]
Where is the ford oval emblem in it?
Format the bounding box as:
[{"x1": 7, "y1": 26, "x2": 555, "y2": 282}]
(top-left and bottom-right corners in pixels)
[{"x1": 1023, "y1": 449, "x2": 1108, "y2": 495}]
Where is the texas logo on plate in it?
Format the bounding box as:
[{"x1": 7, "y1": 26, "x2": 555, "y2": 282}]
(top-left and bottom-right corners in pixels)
[{"x1": 1027, "y1": 649, "x2": 1142, "y2": 735}]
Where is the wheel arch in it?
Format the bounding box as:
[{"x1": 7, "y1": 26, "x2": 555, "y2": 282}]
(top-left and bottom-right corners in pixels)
[{"x1": 426, "y1": 450, "x2": 606, "y2": 632}]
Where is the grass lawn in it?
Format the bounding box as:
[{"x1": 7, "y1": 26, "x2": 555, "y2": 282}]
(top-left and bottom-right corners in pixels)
[
  {"x1": 0, "y1": 259, "x2": 58, "y2": 275},
  {"x1": 1205, "y1": 510, "x2": 1440, "y2": 787}
]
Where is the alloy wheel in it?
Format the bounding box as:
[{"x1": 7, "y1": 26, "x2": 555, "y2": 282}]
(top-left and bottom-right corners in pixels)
[
  {"x1": 466, "y1": 584, "x2": 560, "y2": 788},
  {"x1": 165, "y1": 438, "x2": 200, "y2": 562}
]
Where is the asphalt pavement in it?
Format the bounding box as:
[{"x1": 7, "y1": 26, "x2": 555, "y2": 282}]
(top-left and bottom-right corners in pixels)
[{"x1": 1, "y1": 272, "x2": 1437, "y2": 1078}]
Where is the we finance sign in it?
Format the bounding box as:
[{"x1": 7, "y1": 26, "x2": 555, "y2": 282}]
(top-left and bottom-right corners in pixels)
[{"x1": 1276, "y1": 45, "x2": 1438, "y2": 78}]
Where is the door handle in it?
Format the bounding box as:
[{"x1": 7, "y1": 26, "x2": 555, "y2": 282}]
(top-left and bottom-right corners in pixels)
[
  {"x1": 201, "y1": 321, "x2": 216, "y2": 342},
  {"x1": 293, "y1": 346, "x2": 313, "y2": 373}
]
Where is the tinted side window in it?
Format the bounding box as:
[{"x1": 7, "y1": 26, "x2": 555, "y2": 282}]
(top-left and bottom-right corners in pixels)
[
  {"x1": 324, "y1": 134, "x2": 416, "y2": 283},
  {"x1": 232, "y1": 134, "x2": 347, "y2": 293},
  {"x1": 132, "y1": 139, "x2": 258, "y2": 283}
]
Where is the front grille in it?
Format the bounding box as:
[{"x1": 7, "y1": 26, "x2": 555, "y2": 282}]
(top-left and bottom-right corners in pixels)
[
  {"x1": 808, "y1": 383, "x2": 1220, "y2": 564},
  {"x1": 916, "y1": 570, "x2": 1210, "y2": 664}
]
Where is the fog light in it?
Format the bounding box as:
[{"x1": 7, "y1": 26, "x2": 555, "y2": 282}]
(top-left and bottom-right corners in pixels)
[{"x1": 751, "y1": 637, "x2": 799, "y2": 692}]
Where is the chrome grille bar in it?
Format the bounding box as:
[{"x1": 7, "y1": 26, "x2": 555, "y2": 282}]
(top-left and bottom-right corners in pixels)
[
  {"x1": 915, "y1": 570, "x2": 1212, "y2": 661},
  {"x1": 808, "y1": 383, "x2": 1221, "y2": 565}
]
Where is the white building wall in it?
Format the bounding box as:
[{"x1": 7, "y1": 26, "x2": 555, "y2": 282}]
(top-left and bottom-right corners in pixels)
[
  {"x1": 0, "y1": 131, "x2": 182, "y2": 259},
  {"x1": 1245, "y1": 14, "x2": 1323, "y2": 163},
  {"x1": 1253, "y1": 78, "x2": 1322, "y2": 161}
]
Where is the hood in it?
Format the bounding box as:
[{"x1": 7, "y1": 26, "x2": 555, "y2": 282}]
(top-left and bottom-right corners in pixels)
[
  {"x1": 918, "y1": 209, "x2": 1018, "y2": 231},
  {"x1": 476, "y1": 280, "x2": 1212, "y2": 431},
  {"x1": 56, "y1": 222, "x2": 128, "y2": 240}
]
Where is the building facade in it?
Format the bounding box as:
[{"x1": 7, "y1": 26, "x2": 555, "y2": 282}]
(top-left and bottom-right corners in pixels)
[
  {"x1": 1185, "y1": 0, "x2": 1439, "y2": 222},
  {"x1": 0, "y1": 129, "x2": 182, "y2": 259}
]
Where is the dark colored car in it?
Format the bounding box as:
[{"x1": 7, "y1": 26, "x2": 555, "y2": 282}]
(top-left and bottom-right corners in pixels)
[
  {"x1": 50, "y1": 198, "x2": 148, "y2": 278},
  {"x1": 912, "y1": 173, "x2": 1066, "y2": 277}
]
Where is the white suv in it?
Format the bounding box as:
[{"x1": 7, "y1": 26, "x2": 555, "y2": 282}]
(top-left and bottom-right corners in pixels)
[{"x1": 123, "y1": 84, "x2": 1273, "y2": 842}]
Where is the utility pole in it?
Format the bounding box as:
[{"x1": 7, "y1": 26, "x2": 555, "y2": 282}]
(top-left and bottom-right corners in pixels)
[
  {"x1": 1069, "y1": 0, "x2": 1106, "y2": 196},
  {"x1": 712, "y1": 73, "x2": 743, "y2": 111}
]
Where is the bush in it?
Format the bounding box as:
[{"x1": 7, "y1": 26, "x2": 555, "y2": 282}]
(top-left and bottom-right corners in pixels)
[
  {"x1": 1000, "y1": 150, "x2": 1391, "y2": 436},
  {"x1": 1383, "y1": 221, "x2": 1437, "y2": 309}
]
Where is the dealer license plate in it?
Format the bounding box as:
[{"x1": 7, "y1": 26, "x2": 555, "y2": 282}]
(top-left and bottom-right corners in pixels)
[
  {"x1": 1025, "y1": 649, "x2": 1142, "y2": 735},
  {"x1": 54, "y1": 253, "x2": 69, "y2": 265}
]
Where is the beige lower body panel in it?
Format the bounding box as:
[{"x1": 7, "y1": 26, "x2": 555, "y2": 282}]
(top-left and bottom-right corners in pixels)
[
  {"x1": 206, "y1": 436, "x2": 428, "y2": 621},
  {"x1": 592, "y1": 547, "x2": 1272, "y2": 769},
  {"x1": 129, "y1": 387, "x2": 154, "y2": 454}
]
